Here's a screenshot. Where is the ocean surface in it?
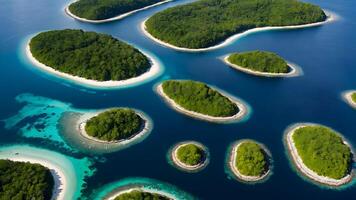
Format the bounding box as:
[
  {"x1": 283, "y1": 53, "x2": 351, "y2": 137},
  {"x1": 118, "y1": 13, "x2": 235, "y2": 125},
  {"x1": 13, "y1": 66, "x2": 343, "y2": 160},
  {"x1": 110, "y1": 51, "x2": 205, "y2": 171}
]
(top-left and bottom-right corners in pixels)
[{"x1": 0, "y1": 0, "x2": 355, "y2": 199}]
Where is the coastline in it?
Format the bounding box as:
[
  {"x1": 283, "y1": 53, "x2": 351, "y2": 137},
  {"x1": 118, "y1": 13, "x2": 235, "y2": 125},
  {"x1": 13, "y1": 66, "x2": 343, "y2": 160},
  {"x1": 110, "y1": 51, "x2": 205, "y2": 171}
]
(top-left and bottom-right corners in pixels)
[
  {"x1": 105, "y1": 187, "x2": 175, "y2": 200},
  {"x1": 141, "y1": 10, "x2": 336, "y2": 52},
  {"x1": 228, "y1": 140, "x2": 271, "y2": 182},
  {"x1": 342, "y1": 90, "x2": 356, "y2": 109},
  {"x1": 170, "y1": 141, "x2": 209, "y2": 172},
  {"x1": 223, "y1": 55, "x2": 301, "y2": 78},
  {"x1": 156, "y1": 83, "x2": 248, "y2": 123},
  {"x1": 65, "y1": 0, "x2": 173, "y2": 24},
  {"x1": 285, "y1": 123, "x2": 354, "y2": 186},
  {"x1": 26, "y1": 39, "x2": 161, "y2": 89}
]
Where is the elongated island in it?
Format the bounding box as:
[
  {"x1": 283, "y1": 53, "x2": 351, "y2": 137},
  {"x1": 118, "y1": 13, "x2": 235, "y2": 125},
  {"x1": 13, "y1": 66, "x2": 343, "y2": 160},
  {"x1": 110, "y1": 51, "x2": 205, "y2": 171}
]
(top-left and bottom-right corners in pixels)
[
  {"x1": 170, "y1": 141, "x2": 209, "y2": 172},
  {"x1": 285, "y1": 123, "x2": 354, "y2": 186},
  {"x1": 224, "y1": 51, "x2": 300, "y2": 77},
  {"x1": 156, "y1": 80, "x2": 248, "y2": 123},
  {"x1": 27, "y1": 29, "x2": 160, "y2": 88},
  {"x1": 110, "y1": 189, "x2": 172, "y2": 200},
  {"x1": 342, "y1": 90, "x2": 356, "y2": 109},
  {"x1": 66, "y1": 0, "x2": 172, "y2": 23},
  {"x1": 228, "y1": 140, "x2": 271, "y2": 182},
  {"x1": 143, "y1": 0, "x2": 331, "y2": 51}
]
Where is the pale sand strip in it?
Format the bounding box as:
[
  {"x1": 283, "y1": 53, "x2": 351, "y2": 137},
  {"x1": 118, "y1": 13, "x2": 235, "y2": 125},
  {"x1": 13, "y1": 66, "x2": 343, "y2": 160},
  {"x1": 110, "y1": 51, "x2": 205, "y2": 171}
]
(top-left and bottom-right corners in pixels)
[
  {"x1": 285, "y1": 123, "x2": 353, "y2": 186},
  {"x1": 65, "y1": 0, "x2": 173, "y2": 23},
  {"x1": 26, "y1": 40, "x2": 161, "y2": 89},
  {"x1": 171, "y1": 141, "x2": 209, "y2": 171},
  {"x1": 156, "y1": 83, "x2": 248, "y2": 123},
  {"x1": 229, "y1": 140, "x2": 271, "y2": 182},
  {"x1": 223, "y1": 55, "x2": 301, "y2": 77},
  {"x1": 105, "y1": 187, "x2": 175, "y2": 200},
  {"x1": 342, "y1": 90, "x2": 356, "y2": 109},
  {"x1": 141, "y1": 10, "x2": 336, "y2": 52}
]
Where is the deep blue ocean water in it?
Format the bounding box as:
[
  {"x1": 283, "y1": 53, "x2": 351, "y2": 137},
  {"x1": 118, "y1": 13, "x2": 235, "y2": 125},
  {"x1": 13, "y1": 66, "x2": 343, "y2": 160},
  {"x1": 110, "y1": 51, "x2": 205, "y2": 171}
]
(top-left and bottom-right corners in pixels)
[{"x1": 0, "y1": 0, "x2": 355, "y2": 199}]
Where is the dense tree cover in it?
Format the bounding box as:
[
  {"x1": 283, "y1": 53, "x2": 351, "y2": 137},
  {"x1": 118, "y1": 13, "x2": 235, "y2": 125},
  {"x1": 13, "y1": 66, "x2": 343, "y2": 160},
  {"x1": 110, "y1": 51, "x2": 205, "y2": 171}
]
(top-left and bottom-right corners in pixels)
[
  {"x1": 30, "y1": 29, "x2": 150, "y2": 81},
  {"x1": 114, "y1": 190, "x2": 170, "y2": 200},
  {"x1": 228, "y1": 51, "x2": 289, "y2": 73},
  {"x1": 162, "y1": 80, "x2": 239, "y2": 117},
  {"x1": 69, "y1": 0, "x2": 165, "y2": 20},
  {"x1": 235, "y1": 141, "x2": 268, "y2": 176},
  {"x1": 146, "y1": 0, "x2": 327, "y2": 48},
  {"x1": 293, "y1": 126, "x2": 352, "y2": 179},
  {"x1": 0, "y1": 160, "x2": 54, "y2": 200},
  {"x1": 176, "y1": 144, "x2": 205, "y2": 166},
  {"x1": 85, "y1": 108, "x2": 143, "y2": 141},
  {"x1": 352, "y1": 92, "x2": 356, "y2": 103}
]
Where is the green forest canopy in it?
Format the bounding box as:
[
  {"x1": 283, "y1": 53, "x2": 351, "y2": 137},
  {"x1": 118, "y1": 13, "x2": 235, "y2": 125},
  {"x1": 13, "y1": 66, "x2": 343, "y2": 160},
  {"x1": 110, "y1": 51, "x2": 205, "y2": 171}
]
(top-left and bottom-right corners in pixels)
[
  {"x1": 235, "y1": 141, "x2": 268, "y2": 177},
  {"x1": 85, "y1": 108, "x2": 144, "y2": 141},
  {"x1": 351, "y1": 92, "x2": 356, "y2": 103},
  {"x1": 228, "y1": 51, "x2": 289, "y2": 73},
  {"x1": 146, "y1": 0, "x2": 327, "y2": 49},
  {"x1": 114, "y1": 190, "x2": 170, "y2": 200},
  {"x1": 30, "y1": 29, "x2": 150, "y2": 81},
  {"x1": 0, "y1": 160, "x2": 54, "y2": 200},
  {"x1": 161, "y1": 80, "x2": 239, "y2": 117},
  {"x1": 292, "y1": 125, "x2": 352, "y2": 179},
  {"x1": 69, "y1": 0, "x2": 165, "y2": 20},
  {"x1": 176, "y1": 143, "x2": 205, "y2": 166}
]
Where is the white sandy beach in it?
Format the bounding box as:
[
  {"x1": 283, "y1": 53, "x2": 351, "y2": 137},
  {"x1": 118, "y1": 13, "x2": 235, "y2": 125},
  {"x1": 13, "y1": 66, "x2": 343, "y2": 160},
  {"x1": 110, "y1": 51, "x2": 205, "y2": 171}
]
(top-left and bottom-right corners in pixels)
[
  {"x1": 223, "y1": 55, "x2": 301, "y2": 78},
  {"x1": 26, "y1": 40, "x2": 161, "y2": 89},
  {"x1": 65, "y1": 0, "x2": 172, "y2": 23},
  {"x1": 285, "y1": 123, "x2": 353, "y2": 186},
  {"x1": 141, "y1": 10, "x2": 336, "y2": 52},
  {"x1": 105, "y1": 187, "x2": 175, "y2": 200},
  {"x1": 171, "y1": 141, "x2": 209, "y2": 171},
  {"x1": 229, "y1": 140, "x2": 271, "y2": 182},
  {"x1": 342, "y1": 90, "x2": 356, "y2": 109},
  {"x1": 156, "y1": 83, "x2": 248, "y2": 123}
]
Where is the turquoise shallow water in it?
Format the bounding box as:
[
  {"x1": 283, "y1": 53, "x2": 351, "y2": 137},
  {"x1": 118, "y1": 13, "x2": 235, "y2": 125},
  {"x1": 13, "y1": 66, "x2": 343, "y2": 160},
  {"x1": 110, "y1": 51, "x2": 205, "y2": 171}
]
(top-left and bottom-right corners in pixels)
[{"x1": 0, "y1": 0, "x2": 356, "y2": 199}]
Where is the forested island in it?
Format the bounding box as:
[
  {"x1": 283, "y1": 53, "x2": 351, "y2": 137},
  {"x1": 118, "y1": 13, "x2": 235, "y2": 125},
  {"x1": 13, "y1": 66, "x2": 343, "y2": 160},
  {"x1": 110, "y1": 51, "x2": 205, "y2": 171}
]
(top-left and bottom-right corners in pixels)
[
  {"x1": 286, "y1": 124, "x2": 353, "y2": 186},
  {"x1": 171, "y1": 141, "x2": 208, "y2": 171},
  {"x1": 225, "y1": 51, "x2": 296, "y2": 76},
  {"x1": 29, "y1": 29, "x2": 152, "y2": 84},
  {"x1": 83, "y1": 108, "x2": 145, "y2": 142},
  {"x1": 343, "y1": 91, "x2": 356, "y2": 109},
  {"x1": 157, "y1": 80, "x2": 247, "y2": 122},
  {"x1": 144, "y1": 0, "x2": 327, "y2": 49},
  {"x1": 229, "y1": 140, "x2": 271, "y2": 182},
  {"x1": 0, "y1": 160, "x2": 54, "y2": 200},
  {"x1": 67, "y1": 0, "x2": 169, "y2": 22},
  {"x1": 114, "y1": 189, "x2": 171, "y2": 200}
]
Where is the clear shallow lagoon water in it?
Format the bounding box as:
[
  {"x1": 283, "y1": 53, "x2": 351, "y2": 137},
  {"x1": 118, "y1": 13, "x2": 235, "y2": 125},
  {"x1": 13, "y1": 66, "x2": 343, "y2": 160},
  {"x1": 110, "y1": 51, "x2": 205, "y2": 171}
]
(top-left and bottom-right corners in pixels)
[{"x1": 0, "y1": 0, "x2": 355, "y2": 199}]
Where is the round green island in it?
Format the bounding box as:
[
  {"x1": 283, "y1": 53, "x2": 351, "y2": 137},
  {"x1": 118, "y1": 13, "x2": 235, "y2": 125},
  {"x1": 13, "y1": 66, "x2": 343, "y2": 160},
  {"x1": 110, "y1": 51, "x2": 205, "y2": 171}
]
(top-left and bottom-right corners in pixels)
[
  {"x1": 286, "y1": 123, "x2": 354, "y2": 186},
  {"x1": 28, "y1": 29, "x2": 156, "y2": 88},
  {"x1": 157, "y1": 80, "x2": 248, "y2": 123},
  {"x1": 113, "y1": 189, "x2": 172, "y2": 200},
  {"x1": 0, "y1": 160, "x2": 54, "y2": 200},
  {"x1": 224, "y1": 51, "x2": 298, "y2": 77},
  {"x1": 228, "y1": 140, "x2": 271, "y2": 182},
  {"x1": 342, "y1": 90, "x2": 356, "y2": 109},
  {"x1": 170, "y1": 141, "x2": 209, "y2": 172}
]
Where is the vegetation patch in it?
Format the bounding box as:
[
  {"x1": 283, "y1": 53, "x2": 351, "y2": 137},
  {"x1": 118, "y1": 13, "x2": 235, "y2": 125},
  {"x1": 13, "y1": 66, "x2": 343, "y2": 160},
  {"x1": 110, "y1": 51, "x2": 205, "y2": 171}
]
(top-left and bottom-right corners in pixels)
[
  {"x1": 162, "y1": 80, "x2": 239, "y2": 117},
  {"x1": 29, "y1": 29, "x2": 150, "y2": 81},
  {"x1": 0, "y1": 160, "x2": 54, "y2": 200},
  {"x1": 292, "y1": 126, "x2": 352, "y2": 179},
  {"x1": 228, "y1": 51, "x2": 289, "y2": 73},
  {"x1": 145, "y1": 0, "x2": 327, "y2": 49},
  {"x1": 176, "y1": 144, "x2": 205, "y2": 166},
  {"x1": 351, "y1": 92, "x2": 356, "y2": 103},
  {"x1": 235, "y1": 141, "x2": 269, "y2": 176},
  {"x1": 114, "y1": 190, "x2": 170, "y2": 200},
  {"x1": 85, "y1": 108, "x2": 143, "y2": 141}
]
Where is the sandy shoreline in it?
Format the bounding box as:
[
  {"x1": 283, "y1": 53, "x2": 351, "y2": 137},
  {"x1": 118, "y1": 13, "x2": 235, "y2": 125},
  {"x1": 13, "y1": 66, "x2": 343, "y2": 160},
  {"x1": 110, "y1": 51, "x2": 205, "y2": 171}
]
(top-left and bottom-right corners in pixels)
[
  {"x1": 170, "y1": 141, "x2": 209, "y2": 172},
  {"x1": 285, "y1": 123, "x2": 354, "y2": 186},
  {"x1": 228, "y1": 140, "x2": 271, "y2": 182},
  {"x1": 105, "y1": 187, "x2": 175, "y2": 200},
  {"x1": 223, "y1": 55, "x2": 301, "y2": 77},
  {"x1": 156, "y1": 83, "x2": 248, "y2": 123},
  {"x1": 342, "y1": 90, "x2": 356, "y2": 109},
  {"x1": 26, "y1": 39, "x2": 161, "y2": 89},
  {"x1": 141, "y1": 10, "x2": 336, "y2": 52},
  {"x1": 65, "y1": 0, "x2": 173, "y2": 23}
]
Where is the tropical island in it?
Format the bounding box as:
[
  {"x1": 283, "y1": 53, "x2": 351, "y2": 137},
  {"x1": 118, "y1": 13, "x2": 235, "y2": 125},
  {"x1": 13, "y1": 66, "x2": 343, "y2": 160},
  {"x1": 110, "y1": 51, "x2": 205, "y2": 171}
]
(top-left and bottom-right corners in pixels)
[
  {"x1": 143, "y1": 0, "x2": 330, "y2": 51},
  {"x1": 228, "y1": 140, "x2": 271, "y2": 182},
  {"x1": 170, "y1": 141, "x2": 209, "y2": 172},
  {"x1": 156, "y1": 80, "x2": 248, "y2": 123},
  {"x1": 112, "y1": 189, "x2": 171, "y2": 200},
  {"x1": 28, "y1": 29, "x2": 160, "y2": 88},
  {"x1": 224, "y1": 51, "x2": 299, "y2": 77},
  {"x1": 285, "y1": 123, "x2": 354, "y2": 186},
  {"x1": 66, "y1": 0, "x2": 172, "y2": 23},
  {"x1": 342, "y1": 90, "x2": 356, "y2": 109},
  {"x1": 0, "y1": 160, "x2": 54, "y2": 200}
]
